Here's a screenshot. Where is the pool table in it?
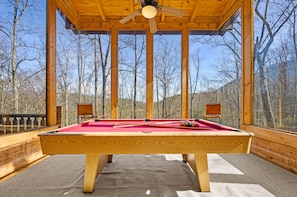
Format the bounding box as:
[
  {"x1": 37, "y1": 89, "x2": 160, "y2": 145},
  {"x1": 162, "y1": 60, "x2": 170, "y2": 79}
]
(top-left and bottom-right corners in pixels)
[{"x1": 38, "y1": 119, "x2": 253, "y2": 193}]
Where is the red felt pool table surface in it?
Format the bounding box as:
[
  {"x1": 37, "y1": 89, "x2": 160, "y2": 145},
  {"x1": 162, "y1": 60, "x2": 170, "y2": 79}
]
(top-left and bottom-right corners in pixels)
[
  {"x1": 39, "y1": 119, "x2": 253, "y2": 193},
  {"x1": 57, "y1": 119, "x2": 238, "y2": 133}
]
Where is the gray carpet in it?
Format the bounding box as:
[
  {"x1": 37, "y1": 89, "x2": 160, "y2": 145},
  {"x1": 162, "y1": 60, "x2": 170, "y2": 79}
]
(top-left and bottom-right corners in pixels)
[{"x1": 0, "y1": 154, "x2": 296, "y2": 197}]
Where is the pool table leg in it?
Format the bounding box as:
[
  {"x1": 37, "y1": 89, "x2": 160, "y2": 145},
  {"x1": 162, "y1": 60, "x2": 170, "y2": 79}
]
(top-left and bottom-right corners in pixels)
[
  {"x1": 182, "y1": 154, "x2": 188, "y2": 162},
  {"x1": 83, "y1": 153, "x2": 100, "y2": 193},
  {"x1": 195, "y1": 153, "x2": 210, "y2": 192},
  {"x1": 108, "y1": 154, "x2": 113, "y2": 163}
]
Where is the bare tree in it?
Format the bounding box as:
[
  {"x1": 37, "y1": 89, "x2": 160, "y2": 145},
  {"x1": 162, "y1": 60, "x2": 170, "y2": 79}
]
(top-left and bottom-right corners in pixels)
[
  {"x1": 77, "y1": 33, "x2": 83, "y2": 103},
  {"x1": 154, "y1": 39, "x2": 181, "y2": 118},
  {"x1": 0, "y1": 40, "x2": 11, "y2": 113},
  {"x1": 189, "y1": 48, "x2": 201, "y2": 118},
  {"x1": 118, "y1": 34, "x2": 145, "y2": 118},
  {"x1": 0, "y1": 0, "x2": 45, "y2": 113},
  {"x1": 288, "y1": 8, "x2": 297, "y2": 128},
  {"x1": 254, "y1": 0, "x2": 297, "y2": 127},
  {"x1": 97, "y1": 34, "x2": 110, "y2": 118},
  {"x1": 1, "y1": 0, "x2": 30, "y2": 112},
  {"x1": 56, "y1": 34, "x2": 76, "y2": 126}
]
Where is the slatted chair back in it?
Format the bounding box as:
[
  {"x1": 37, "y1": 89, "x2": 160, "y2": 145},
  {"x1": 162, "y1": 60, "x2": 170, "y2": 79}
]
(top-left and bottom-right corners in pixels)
[
  {"x1": 204, "y1": 103, "x2": 222, "y2": 119},
  {"x1": 77, "y1": 103, "x2": 94, "y2": 123}
]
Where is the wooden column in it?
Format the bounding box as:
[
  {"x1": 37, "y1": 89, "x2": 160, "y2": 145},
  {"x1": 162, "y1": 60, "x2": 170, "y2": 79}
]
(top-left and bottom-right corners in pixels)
[
  {"x1": 181, "y1": 28, "x2": 189, "y2": 118},
  {"x1": 241, "y1": 0, "x2": 254, "y2": 125},
  {"x1": 110, "y1": 28, "x2": 118, "y2": 118},
  {"x1": 46, "y1": 0, "x2": 57, "y2": 126},
  {"x1": 146, "y1": 30, "x2": 154, "y2": 119}
]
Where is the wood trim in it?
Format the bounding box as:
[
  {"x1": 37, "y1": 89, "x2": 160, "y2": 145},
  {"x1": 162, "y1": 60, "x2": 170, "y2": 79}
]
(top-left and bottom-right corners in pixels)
[
  {"x1": 181, "y1": 28, "x2": 189, "y2": 118},
  {"x1": 46, "y1": 0, "x2": 57, "y2": 126},
  {"x1": 146, "y1": 30, "x2": 154, "y2": 119},
  {"x1": 241, "y1": 0, "x2": 254, "y2": 125}
]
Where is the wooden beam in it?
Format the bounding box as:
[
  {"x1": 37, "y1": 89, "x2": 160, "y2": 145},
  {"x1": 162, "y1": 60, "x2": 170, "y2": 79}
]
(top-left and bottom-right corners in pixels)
[
  {"x1": 46, "y1": 0, "x2": 57, "y2": 126},
  {"x1": 146, "y1": 30, "x2": 154, "y2": 119},
  {"x1": 110, "y1": 28, "x2": 118, "y2": 119},
  {"x1": 94, "y1": 0, "x2": 106, "y2": 22},
  {"x1": 218, "y1": 0, "x2": 242, "y2": 30},
  {"x1": 190, "y1": 1, "x2": 199, "y2": 22},
  {"x1": 160, "y1": 0, "x2": 166, "y2": 22},
  {"x1": 130, "y1": 0, "x2": 136, "y2": 22},
  {"x1": 241, "y1": 0, "x2": 254, "y2": 125},
  {"x1": 181, "y1": 28, "x2": 189, "y2": 118},
  {"x1": 77, "y1": 17, "x2": 220, "y2": 32}
]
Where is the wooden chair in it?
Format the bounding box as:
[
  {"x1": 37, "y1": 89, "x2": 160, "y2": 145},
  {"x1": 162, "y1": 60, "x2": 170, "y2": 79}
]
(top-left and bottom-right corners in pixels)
[
  {"x1": 77, "y1": 103, "x2": 95, "y2": 123},
  {"x1": 204, "y1": 103, "x2": 222, "y2": 119}
]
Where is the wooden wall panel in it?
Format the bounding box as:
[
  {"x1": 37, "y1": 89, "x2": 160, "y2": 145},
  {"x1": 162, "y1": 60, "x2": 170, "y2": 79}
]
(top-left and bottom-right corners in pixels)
[
  {"x1": 0, "y1": 138, "x2": 44, "y2": 178},
  {"x1": 242, "y1": 125, "x2": 297, "y2": 174},
  {"x1": 251, "y1": 139, "x2": 297, "y2": 174},
  {"x1": 0, "y1": 126, "x2": 58, "y2": 178}
]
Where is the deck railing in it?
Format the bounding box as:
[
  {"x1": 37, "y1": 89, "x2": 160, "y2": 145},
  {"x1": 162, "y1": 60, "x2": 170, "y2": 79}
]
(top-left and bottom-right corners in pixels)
[{"x1": 0, "y1": 114, "x2": 47, "y2": 135}]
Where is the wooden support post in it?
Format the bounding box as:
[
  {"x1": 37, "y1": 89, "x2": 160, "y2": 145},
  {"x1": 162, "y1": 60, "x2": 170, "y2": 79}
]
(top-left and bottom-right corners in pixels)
[
  {"x1": 181, "y1": 28, "x2": 189, "y2": 119},
  {"x1": 146, "y1": 30, "x2": 154, "y2": 119},
  {"x1": 241, "y1": 0, "x2": 254, "y2": 126},
  {"x1": 46, "y1": 0, "x2": 57, "y2": 126},
  {"x1": 111, "y1": 28, "x2": 118, "y2": 119}
]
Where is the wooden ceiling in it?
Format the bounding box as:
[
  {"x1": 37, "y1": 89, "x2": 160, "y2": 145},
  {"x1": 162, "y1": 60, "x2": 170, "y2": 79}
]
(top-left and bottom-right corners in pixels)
[{"x1": 56, "y1": 0, "x2": 241, "y2": 34}]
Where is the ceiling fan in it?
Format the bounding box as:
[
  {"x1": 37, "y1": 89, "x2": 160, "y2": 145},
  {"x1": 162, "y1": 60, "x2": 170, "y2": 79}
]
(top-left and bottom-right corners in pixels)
[{"x1": 119, "y1": 0, "x2": 184, "y2": 33}]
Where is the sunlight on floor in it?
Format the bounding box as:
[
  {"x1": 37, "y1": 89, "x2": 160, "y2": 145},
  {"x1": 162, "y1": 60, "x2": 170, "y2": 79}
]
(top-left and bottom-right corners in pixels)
[
  {"x1": 176, "y1": 183, "x2": 275, "y2": 197},
  {"x1": 207, "y1": 154, "x2": 244, "y2": 174}
]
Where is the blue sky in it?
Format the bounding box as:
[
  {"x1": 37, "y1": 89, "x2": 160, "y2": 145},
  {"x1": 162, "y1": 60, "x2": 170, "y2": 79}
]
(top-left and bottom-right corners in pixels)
[{"x1": 0, "y1": 0, "x2": 223, "y2": 94}]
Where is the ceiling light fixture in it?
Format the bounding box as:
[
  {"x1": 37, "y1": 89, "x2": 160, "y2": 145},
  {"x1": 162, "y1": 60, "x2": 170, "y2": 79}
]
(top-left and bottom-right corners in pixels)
[{"x1": 142, "y1": 5, "x2": 157, "y2": 19}]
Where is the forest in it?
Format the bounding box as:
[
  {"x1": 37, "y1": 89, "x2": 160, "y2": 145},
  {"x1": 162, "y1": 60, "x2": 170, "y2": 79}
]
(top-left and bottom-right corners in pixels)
[{"x1": 0, "y1": 0, "x2": 297, "y2": 132}]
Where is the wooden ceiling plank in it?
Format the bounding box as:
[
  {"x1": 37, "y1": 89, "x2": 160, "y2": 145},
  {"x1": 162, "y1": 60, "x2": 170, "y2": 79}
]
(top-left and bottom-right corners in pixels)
[
  {"x1": 56, "y1": 0, "x2": 241, "y2": 33},
  {"x1": 94, "y1": 0, "x2": 106, "y2": 22}
]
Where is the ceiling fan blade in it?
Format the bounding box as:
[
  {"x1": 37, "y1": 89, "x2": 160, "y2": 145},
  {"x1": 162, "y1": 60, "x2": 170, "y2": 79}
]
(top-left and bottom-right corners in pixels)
[
  {"x1": 148, "y1": 17, "x2": 157, "y2": 33},
  {"x1": 119, "y1": 9, "x2": 141, "y2": 24},
  {"x1": 158, "y1": 5, "x2": 184, "y2": 18}
]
